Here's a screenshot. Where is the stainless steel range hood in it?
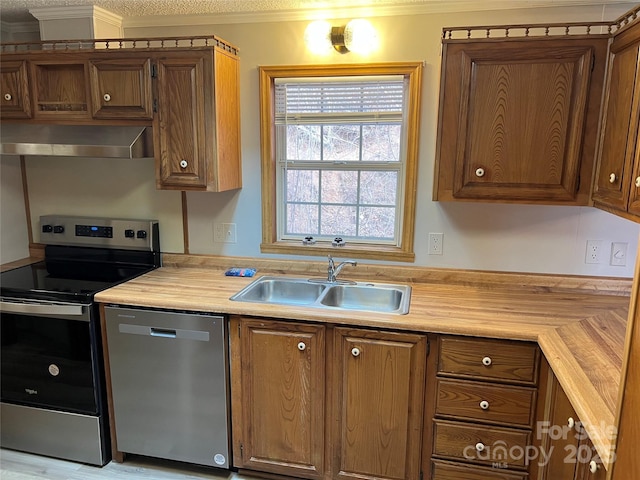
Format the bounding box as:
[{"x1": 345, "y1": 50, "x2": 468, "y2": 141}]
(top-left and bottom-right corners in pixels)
[{"x1": 0, "y1": 124, "x2": 153, "y2": 159}]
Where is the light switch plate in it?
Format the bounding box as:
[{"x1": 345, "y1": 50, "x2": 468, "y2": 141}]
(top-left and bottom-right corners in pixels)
[{"x1": 610, "y1": 242, "x2": 628, "y2": 266}]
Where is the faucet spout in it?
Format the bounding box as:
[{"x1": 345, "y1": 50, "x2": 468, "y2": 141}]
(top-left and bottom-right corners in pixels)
[{"x1": 327, "y1": 255, "x2": 357, "y2": 283}]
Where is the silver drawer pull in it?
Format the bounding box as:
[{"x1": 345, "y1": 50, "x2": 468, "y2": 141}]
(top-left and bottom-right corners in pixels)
[
  {"x1": 4, "y1": 93, "x2": 12, "y2": 101},
  {"x1": 351, "y1": 347, "x2": 361, "y2": 357},
  {"x1": 475, "y1": 442, "x2": 485, "y2": 452},
  {"x1": 103, "y1": 93, "x2": 111, "y2": 102},
  {"x1": 482, "y1": 356, "x2": 492, "y2": 366},
  {"x1": 297, "y1": 342, "x2": 306, "y2": 351},
  {"x1": 479, "y1": 400, "x2": 490, "y2": 410},
  {"x1": 180, "y1": 159, "x2": 188, "y2": 168}
]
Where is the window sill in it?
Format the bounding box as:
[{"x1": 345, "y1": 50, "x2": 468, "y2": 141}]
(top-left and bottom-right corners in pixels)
[{"x1": 260, "y1": 241, "x2": 415, "y2": 262}]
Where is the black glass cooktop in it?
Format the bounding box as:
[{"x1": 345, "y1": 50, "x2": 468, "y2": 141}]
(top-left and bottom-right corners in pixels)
[{"x1": 1, "y1": 246, "x2": 158, "y2": 304}]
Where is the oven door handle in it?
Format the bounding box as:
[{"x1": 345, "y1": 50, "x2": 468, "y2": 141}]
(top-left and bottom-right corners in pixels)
[{"x1": 0, "y1": 300, "x2": 86, "y2": 317}]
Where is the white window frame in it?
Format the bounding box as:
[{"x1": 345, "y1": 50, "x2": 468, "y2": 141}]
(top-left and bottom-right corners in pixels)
[{"x1": 259, "y1": 63, "x2": 423, "y2": 262}]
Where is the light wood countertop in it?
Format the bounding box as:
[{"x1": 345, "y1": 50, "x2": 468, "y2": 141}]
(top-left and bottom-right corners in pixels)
[{"x1": 94, "y1": 265, "x2": 631, "y2": 471}]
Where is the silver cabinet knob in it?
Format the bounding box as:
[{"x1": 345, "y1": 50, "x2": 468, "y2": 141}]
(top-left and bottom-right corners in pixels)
[
  {"x1": 297, "y1": 342, "x2": 306, "y2": 351},
  {"x1": 609, "y1": 173, "x2": 617, "y2": 183},
  {"x1": 475, "y1": 168, "x2": 485, "y2": 177},
  {"x1": 482, "y1": 356, "x2": 492, "y2": 366},
  {"x1": 635, "y1": 177, "x2": 640, "y2": 188},
  {"x1": 567, "y1": 417, "x2": 575, "y2": 429},
  {"x1": 475, "y1": 442, "x2": 485, "y2": 452},
  {"x1": 103, "y1": 93, "x2": 111, "y2": 102},
  {"x1": 351, "y1": 347, "x2": 360, "y2": 357},
  {"x1": 179, "y1": 160, "x2": 188, "y2": 168},
  {"x1": 479, "y1": 400, "x2": 489, "y2": 410},
  {"x1": 4, "y1": 93, "x2": 12, "y2": 101},
  {"x1": 589, "y1": 460, "x2": 599, "y2": 474}
]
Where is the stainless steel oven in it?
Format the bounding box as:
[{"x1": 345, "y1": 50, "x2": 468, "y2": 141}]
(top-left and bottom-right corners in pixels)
[{"x1": 0, "y1": 215, "x2": 160, "y2": 466}]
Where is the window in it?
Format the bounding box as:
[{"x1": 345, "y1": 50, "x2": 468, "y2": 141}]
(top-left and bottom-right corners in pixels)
[{"x1": 259, "y1": 64, "x2": 422, "y2": 262}]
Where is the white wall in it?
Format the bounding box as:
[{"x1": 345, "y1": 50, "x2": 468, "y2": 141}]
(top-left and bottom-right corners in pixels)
[
  {"x1": 15, "y1": 3, "x2": 640, "y2": 276},
  {"x1": 1, "y1": 156, "x2": 30, "y2": 263}
]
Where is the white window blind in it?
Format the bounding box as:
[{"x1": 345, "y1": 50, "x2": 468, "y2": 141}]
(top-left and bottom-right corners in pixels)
[{"x1": 275, "y1": 76, "x2": 405, "y2": 125}]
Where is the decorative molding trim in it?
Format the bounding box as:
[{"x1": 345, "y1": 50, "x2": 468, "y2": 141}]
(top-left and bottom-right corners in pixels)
[
  {"x1": 0, "y1": 20, "x2": 39, "y2": 34},
  {"x1": 29, "y1": 5, "x2": 122, "y2": 23},
  {"x1": 122, "y1": 0, "x2": 638, "y2": 27}
]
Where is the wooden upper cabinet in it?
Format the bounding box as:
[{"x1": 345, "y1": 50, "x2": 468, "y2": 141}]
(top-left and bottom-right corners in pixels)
[
  {"x1": 154, "y1": 48, "x2": 242, "y2": 192},
  {"x1": 331, "y1": 327, "x2": 426, "y2": 480},
  {"x1": 0, "y1": 36, "x2": 241, "y2": 193},
  {"x1": 89, "y1": 56, "x2": 153, "y2": 119},
  {"x1": 434, "y1": 37, "x2": 609, "y2": 204},
  {"x1": 592, "y1": 20, "x2": 640, "y2": 218},
  {"x1": 231, "y1": 317, "x2": 326, "y2": 479},
  {"x1": 29, "y1": 58, "x2": 91, "y2": 120},
  {"x1": 1, "y1": 60, "x2": 31, "y2": 119}
]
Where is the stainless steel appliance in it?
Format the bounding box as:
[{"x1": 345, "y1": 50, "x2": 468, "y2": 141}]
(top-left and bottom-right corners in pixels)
[
  {"x1": 0, "y1": 215, "x2": 160, "y2": 466},
  {"x1": 103, "y1": 306, "x2": 230, "y2": 469}
]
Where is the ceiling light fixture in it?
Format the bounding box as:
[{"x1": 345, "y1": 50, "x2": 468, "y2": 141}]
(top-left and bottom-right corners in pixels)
[{"x1": 304, "y1": 19, "x2": 378, "y2": 55}]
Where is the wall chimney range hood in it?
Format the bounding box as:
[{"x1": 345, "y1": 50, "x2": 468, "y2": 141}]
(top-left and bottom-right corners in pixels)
[{"x1": 0, "y1": 124, "x2": 153, "y2": 159}]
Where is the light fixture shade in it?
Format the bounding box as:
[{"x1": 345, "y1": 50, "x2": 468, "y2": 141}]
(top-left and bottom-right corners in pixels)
[
  {"x1": 304, "y1": 18, "x2": 378, "y2": 55},
  {"x1": 304, "y1": 20, "x2": 332, "y2": 54},
  {"x1": 344, "y1": 19, "x2": 378, "y2": 54}
]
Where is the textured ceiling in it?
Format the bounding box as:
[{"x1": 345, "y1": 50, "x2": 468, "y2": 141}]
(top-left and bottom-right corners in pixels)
[{"x1": 0, "y1": 0, "x2": 632, "y2": 24}]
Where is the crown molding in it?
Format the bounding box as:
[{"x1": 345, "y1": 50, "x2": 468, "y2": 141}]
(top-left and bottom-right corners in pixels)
[
  {"x1": 0, "y1": 20, "x2": 39, "y2": 34},
  {"x1": 122, "y1": 0, "x2": 637, "y2": 27},
  {"x1": 29, "y1": 5, "x2": 122, "y2": 24}
]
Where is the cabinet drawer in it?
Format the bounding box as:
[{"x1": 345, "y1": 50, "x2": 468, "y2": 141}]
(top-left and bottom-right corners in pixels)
[
  {"x1": 439, "y1": 336, "x2": 539, "y2": 384},
  {"x1": 433, "y1": 420, "x2": 531, "y2": 468},
  {"x1": 432, "y1": 459, "x2": 527, "y2": 480},
  {"x1": 435, "y1": 378, "x2": 535, "y2": 427}
]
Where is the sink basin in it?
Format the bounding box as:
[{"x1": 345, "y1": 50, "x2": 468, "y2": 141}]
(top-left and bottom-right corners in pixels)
[
  {"x1": 319, "y1": 284, "x2": 408, "y2": 313},
  {"x1": 230, "y1": 277, "x2": 327, "y2": 305},
  {"x1": 230, "y1": 276, "x2": 411, "y2": 315}
]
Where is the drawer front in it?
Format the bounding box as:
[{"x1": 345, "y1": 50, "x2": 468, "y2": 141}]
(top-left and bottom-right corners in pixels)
[
  {"x1": 439, "y1": 336, "x2": 539, "y2": 384},
  {"x1": 435, "y1": 378, "x2": 535, "y2": 427},
  {"x1": 433, "y1": 420, "x2": 531, "y2": 468},
  {"x1": 432, "y1": 459, "x2": 527, "y2": 480}
]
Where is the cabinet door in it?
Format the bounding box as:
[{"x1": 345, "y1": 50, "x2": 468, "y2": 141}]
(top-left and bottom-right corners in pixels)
[
  {"x1": 539, "y1": 376, "x2": 582, "y2": 480},
  {"x1": 234, "y1": 318, "x2": 326, "y2": 478},
  {"x1": 154, "y1": 54, "x2": 208, "y2": 189},
  {"x1": 89, "y1": 57, "x2": 153, "y2": 119},
  {"x1": 0, "y1": 60, "x2": 31, "y2": 119},
  {"x1": 30, "y1": 59, "x2": 90, "y2": 120},
  {"x1": 435, "y1": 38, "x2": 607, "y2": 203},
  {"x1": 332, "y1": 328, "x2": 427, "y2": 480},
  {"x1": 592, "y1": 26, "x2": 640, "y2": 211}
]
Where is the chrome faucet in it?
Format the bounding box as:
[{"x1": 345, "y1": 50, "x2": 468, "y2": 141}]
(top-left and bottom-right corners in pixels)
[{"x1": 327, "y1": 255, "x2": 357, "y2": 283}]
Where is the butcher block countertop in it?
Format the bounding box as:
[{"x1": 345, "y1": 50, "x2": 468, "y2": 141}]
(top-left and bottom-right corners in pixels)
[{"x1": 94, "y1": 258, "x2": 631, "y2": 470}]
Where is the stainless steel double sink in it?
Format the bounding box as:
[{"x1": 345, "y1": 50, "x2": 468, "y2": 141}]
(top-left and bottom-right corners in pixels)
[{"x1": 230, "y1": 276, "x2": 411, "y2": 315}]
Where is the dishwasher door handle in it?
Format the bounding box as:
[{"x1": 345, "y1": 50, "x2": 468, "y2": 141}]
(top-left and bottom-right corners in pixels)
[
  {"x1": 150, "y1": 328, "x2": 177, "y2": 338},
  {"x1": 118, "y1": 323, "x2": 210, "y2": 342}
]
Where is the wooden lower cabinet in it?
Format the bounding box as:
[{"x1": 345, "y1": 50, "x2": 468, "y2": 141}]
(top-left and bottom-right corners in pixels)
[
  {"x1": 230, "y1": 316, "x2": 427, "y2": 480},
  {"x1": 331, "y1": 327, "x2": 427, "y2": 480},
  {"x1": 232, "y1": 317, "x2": 326, "y2": 478},
  {"x1": 425, "y1": 335, "x2": 541, "y2": 480},
  {"x1": 432, "y1": 459, "x2": 528, "y2": 480},
  {"x1": 539, "y1": 371, "x2": 607, "y2": 480}
]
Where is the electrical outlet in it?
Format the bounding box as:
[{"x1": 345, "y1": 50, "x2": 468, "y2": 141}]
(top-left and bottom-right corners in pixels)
[
  {"x1": 610, "y1": 242, "x2": 628, "y2": 266},
  {"x1": 585, "y1": 240, "x2": 604, "y2": 264},
  {"x1": 214, "y1": 223, "x2": 237, "y2": 243},
  {"x1": 429, "y1": 233, "x2": 444, "y2": 255}
]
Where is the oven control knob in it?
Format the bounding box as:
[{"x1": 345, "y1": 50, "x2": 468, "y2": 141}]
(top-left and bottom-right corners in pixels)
[
  {"x1": 42, "y1": 224, "x2": 53, "y2": 233},
  {"x1": 125, "y1": 229, "x2": 135, "y2": 238},
  {"x1": 53, "y1": 225, "x2": 65, "y2": 234},
  {"x1": 136, "y1": 230, "x2": 147, "y2": 239}
]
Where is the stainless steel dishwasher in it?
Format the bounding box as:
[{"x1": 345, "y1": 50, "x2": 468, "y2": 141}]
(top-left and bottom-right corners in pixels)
[{"x1": 104, "y1": 306, "x2": 230, "y2": 468}]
